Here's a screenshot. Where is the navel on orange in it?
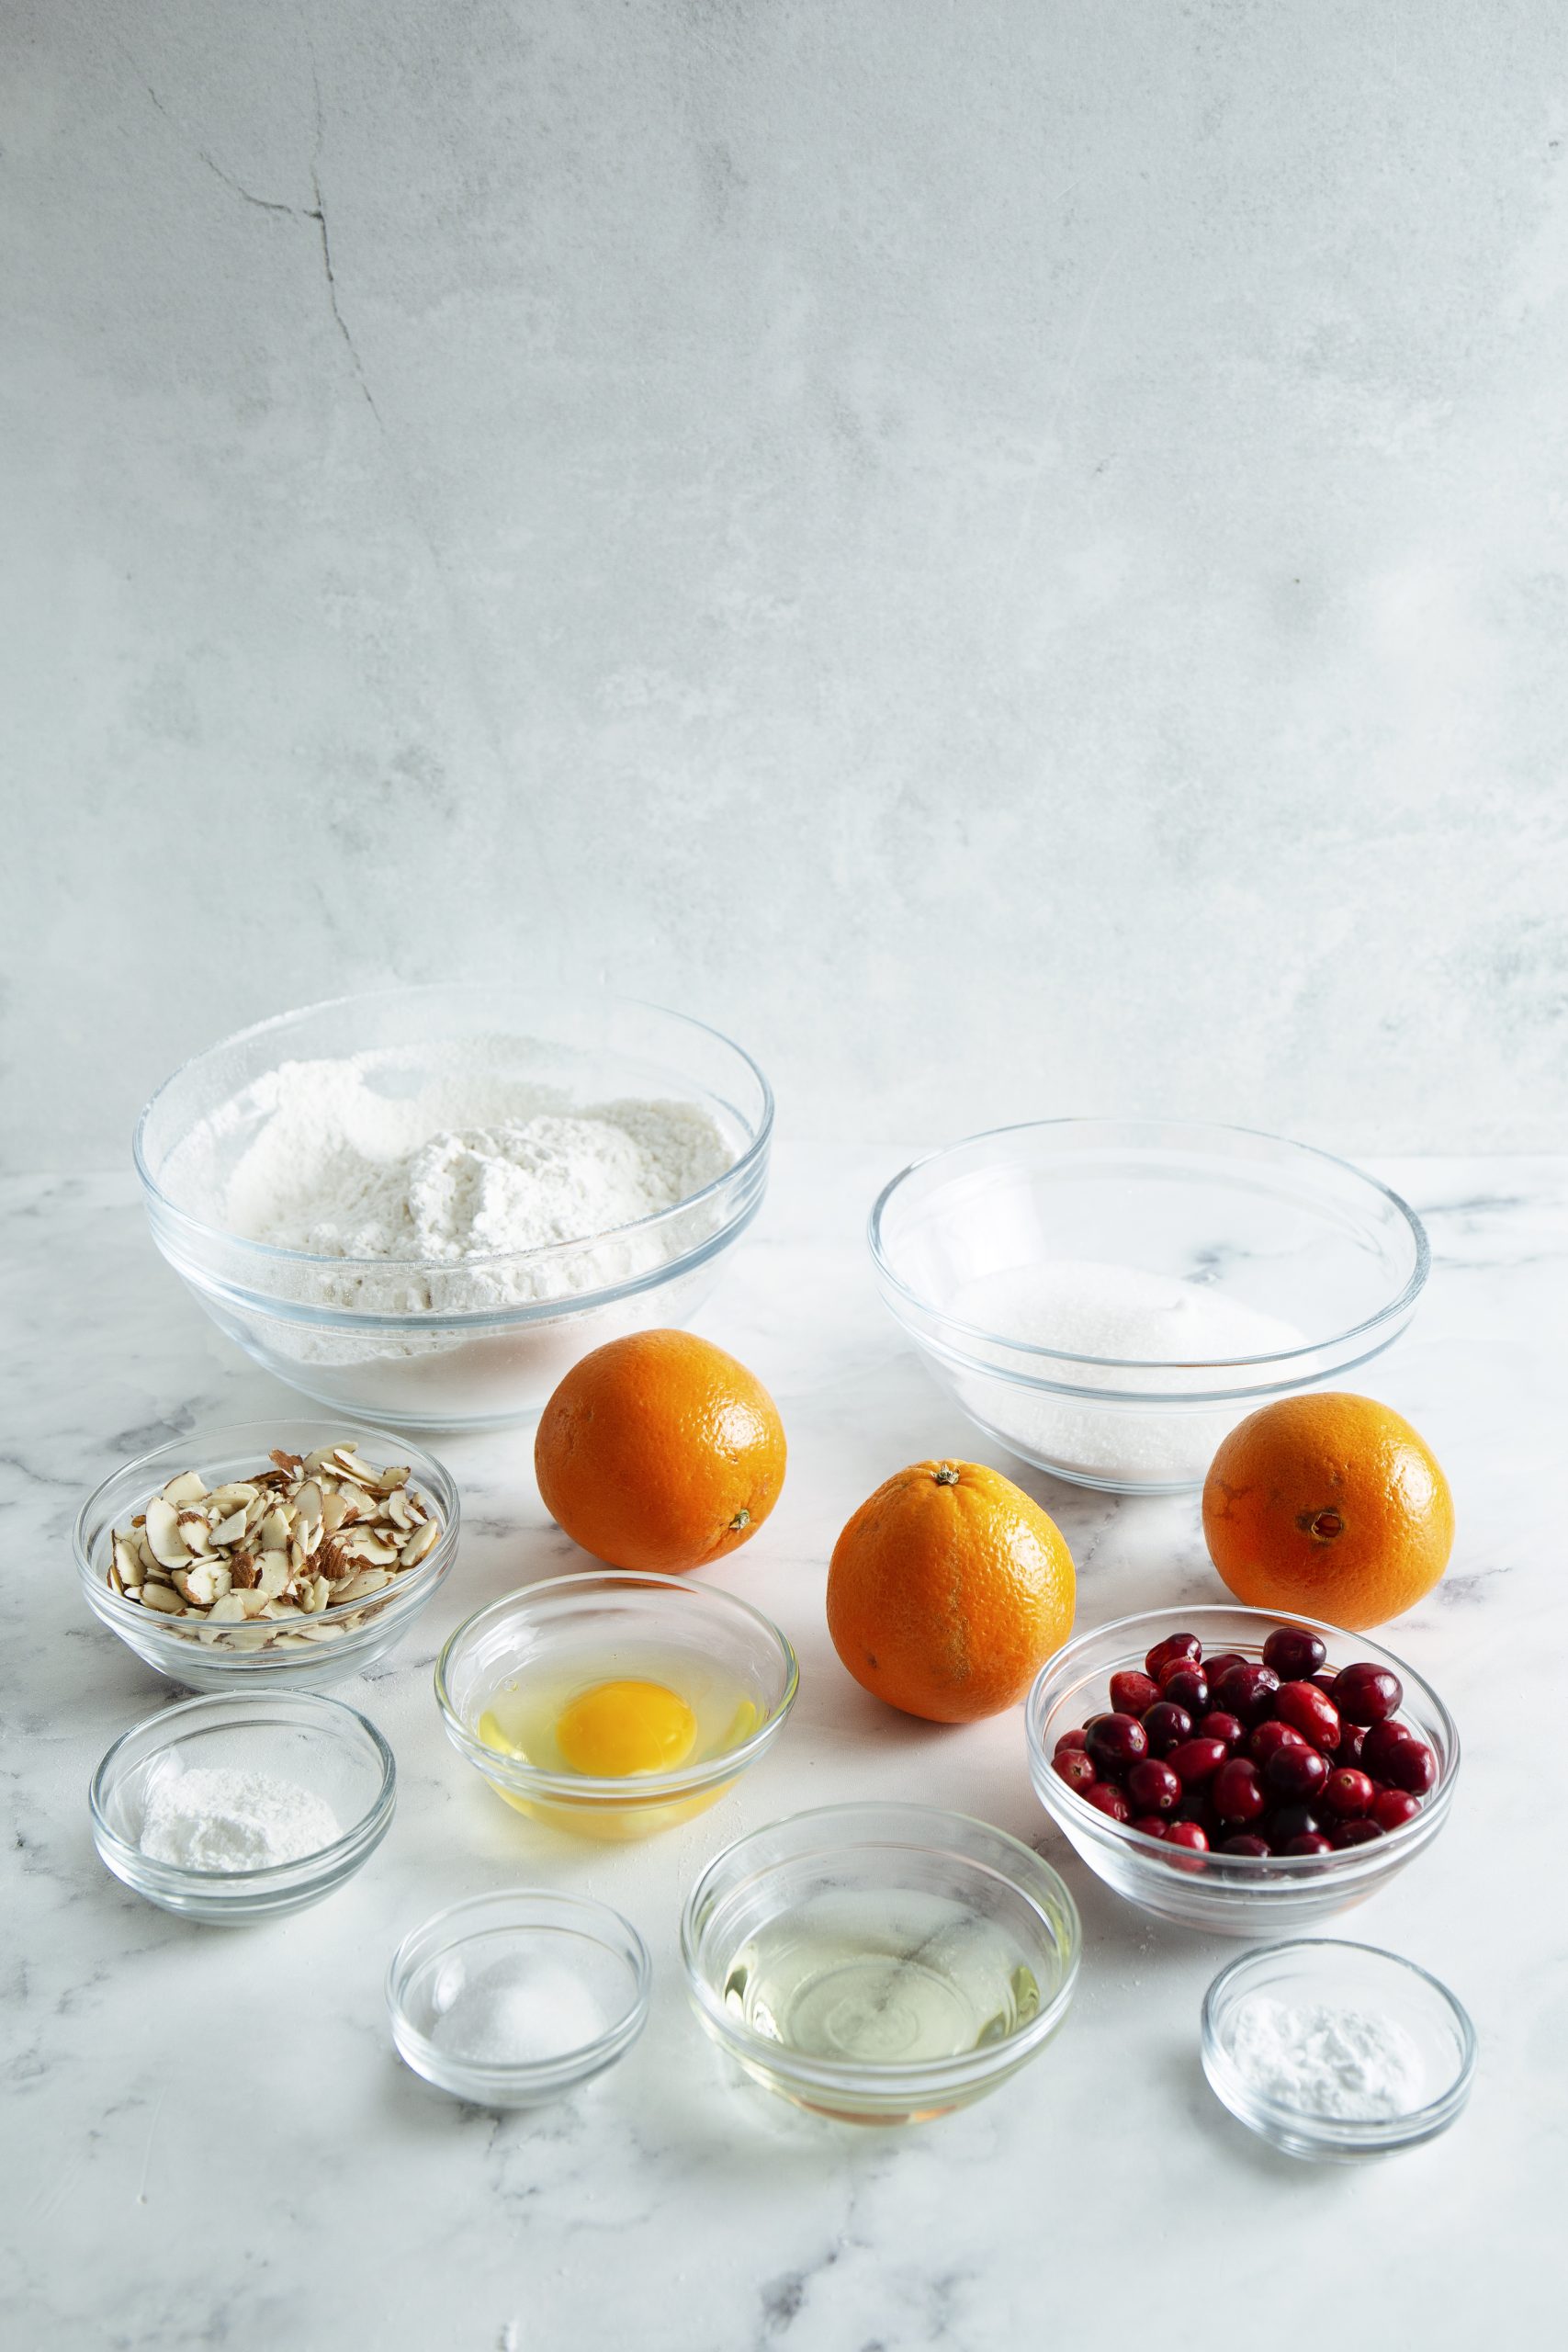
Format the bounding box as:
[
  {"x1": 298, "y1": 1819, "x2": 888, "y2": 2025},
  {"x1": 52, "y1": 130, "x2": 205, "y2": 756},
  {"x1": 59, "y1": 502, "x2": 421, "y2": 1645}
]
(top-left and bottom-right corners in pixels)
[
  {"x1": 1201, "y1": 1391, "x2": 1453, "y2": 1631},
  {"x1": 535, "y1": 1329, "x2": 785, "y2": 1573},
  {"x1": 827, "y1": 1459, "x2": 1076, "y2": 1723}
]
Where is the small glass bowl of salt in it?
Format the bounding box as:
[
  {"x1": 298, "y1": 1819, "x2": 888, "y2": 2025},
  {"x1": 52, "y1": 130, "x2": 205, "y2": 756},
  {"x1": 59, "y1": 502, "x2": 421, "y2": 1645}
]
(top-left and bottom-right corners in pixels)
[
  {"x1": 388, "y1": 1892, "x2": 651, "y2": 2109},
  {"x1": 1201, "y1": 1939, "x2": 1476, "y2": 2161},
  {"x1": 91, "y1": 1690, "x2": 396, "y2": 1924}
]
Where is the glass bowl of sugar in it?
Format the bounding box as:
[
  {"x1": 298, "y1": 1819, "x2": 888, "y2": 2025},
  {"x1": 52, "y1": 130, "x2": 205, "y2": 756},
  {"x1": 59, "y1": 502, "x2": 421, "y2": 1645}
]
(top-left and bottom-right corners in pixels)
[
  {"x1": 90, "y1": 1690, "x2": 396, "y2": 1924},
  {"x1": 869, "y1": 1118, "x2": 1428, "y2": 1494},
  {"x1": 387, "y1": 1892, "x2": 651, "y2": 2109},
  {"x1": 134, "y1": 984, "x2": 773, "y2": 1430}
]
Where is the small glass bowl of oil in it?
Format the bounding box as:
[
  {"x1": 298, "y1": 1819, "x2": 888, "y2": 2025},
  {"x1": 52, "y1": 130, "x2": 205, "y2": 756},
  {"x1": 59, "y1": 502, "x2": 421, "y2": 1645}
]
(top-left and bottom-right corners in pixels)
[
  {"x1": 434, "y1": 1571, "x2": 799, "y2": 1839},
  {"x1": 681, "y1": 1803, "x2": 1081, "y2": 2124}
]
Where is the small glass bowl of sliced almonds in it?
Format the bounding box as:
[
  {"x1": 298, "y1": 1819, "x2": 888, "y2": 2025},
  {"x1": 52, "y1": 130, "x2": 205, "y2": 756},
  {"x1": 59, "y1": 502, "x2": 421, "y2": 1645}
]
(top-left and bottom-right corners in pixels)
[{"x1": 75, "y1": 1420, "x2": 460, "y2": 1691}]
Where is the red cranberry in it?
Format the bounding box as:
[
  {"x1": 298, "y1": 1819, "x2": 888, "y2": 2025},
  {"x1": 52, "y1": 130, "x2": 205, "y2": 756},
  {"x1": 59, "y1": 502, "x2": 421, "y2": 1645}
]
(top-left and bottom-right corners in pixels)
[
  {"x1": 1201, "y1": 1651, "x2": 1247, "y2": 1689},
  {"x1": 1333, "y1": 1662, "x2": 1403, "y2": 1724},
  {"x1": 1110, "y1": 1669, "x2": 1162, "y2": 1718},
  {"x1": 1328, "y1": 1817, "x2": 1384, "y2": 1849},
  {"x1": 1213, "y1": 1661, "x2": 1280, "y2": 1726},
  {"x1": 1282, "y1": 1832, "x2": 1334, "y2": 1855},
  {"x1": 1165, "y1": 1821, "x2": 1209, "y2": 1854},
  {"x1": 1052, "y1": 1747, "x2": 1098, "y2": 1792},
  {"x1": 1167, "y1": 1736, "x2": 1228, "y2": 1788},
  {"x1": 1199, "y1": 1711, "x2": 1246, "y2": 1752},
  {"x1": 1268, "y1": 1802, "x2": 1325, "y2": 1842},
  {"x1": 1263, "y1": 1625, "x2": 1327, "y2": 1679},
  {"x1": 1157, "y1": 1665, "x2": 1210, "y2": 1714},
  {"x1": 1218, "y1": 1833, "x2": 1272, "y2": 1857},
  {"x1": 1141, "y1": 1701, "x2": 1193, "y2": 1756},
  {"x1": 1055, "y1": 1725, "x2": 1089, "y2": 1754},
  {"x1": 1248, "y1": 1719, "x2": 1307, "y2": 1766},
  {"x1": 1275, "y1": 1681, "x2": 1341, "y2": 1752},
  {"x1": 1085, "y1": 1781, "x2": 1131, "y2": 1824},
  {"x1": 1265, "y1": 1742, "x2": 1329, "y2": 1802},
  {"x1": 1324, "y1": 1767, "x2": 1374, "y2": 1818},
  {"x1": 1127, "y1": 1758, "x2": 1182, "y2": 1815},
  {"x1": 1310, "y1": 1671, "x2": 1340, "y2": 1696},
  {"x1": 1337, "y1": 1723, "x2": 1368, "y2": 1767},
  {"x1": 1362, "y1": 1723, "x2": 1437, "y2": 1793},
  {"x1": 1085, "y1": 1713, "x2": 1148, "y2": 1778},
  {"x1": 1130, "y1": 1815, "x2": 1169, "y2": 1839},
  {"x1": 1145, "y1": 1631, "x2": 1202, "y2": 1679},
  {"x1": 1372, "y1": 1787, "x2": 1422, "y2": 1832},
  {"x1": 1212, "y1": 1758, "x2": 1267, "y2": 1824}
]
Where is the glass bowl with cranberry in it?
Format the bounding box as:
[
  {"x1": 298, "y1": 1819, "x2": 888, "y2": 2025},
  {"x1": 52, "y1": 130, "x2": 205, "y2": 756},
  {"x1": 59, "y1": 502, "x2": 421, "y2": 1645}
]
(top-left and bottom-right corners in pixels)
[{"x1": 1024, "y1": 1606, "x2": 1458, "y2": 1934}]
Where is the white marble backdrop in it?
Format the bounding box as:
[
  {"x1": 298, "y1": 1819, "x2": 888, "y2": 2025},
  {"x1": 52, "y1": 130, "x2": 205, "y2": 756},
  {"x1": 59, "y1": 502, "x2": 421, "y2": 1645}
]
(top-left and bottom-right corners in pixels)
[{"x1": 5, "y1": 0, "x2": 1568, "y2": 1170}]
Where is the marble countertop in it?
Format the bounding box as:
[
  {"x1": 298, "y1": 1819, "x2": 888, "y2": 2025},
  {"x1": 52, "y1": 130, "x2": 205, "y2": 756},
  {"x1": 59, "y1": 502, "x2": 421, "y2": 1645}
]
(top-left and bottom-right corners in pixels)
[{"x1": 3, "y1": 1148, "x2": 1562, "y2": 2349}]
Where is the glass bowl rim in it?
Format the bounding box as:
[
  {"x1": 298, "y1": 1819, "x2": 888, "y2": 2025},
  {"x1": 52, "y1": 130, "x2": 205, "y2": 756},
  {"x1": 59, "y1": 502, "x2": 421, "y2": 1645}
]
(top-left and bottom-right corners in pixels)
[
  {"x1": 679, "y1": 1799, "x2": 1082, "y2": 2089},
  {"x1": 1027, "y1": 1603, "x2": 1459, "y2": 1877},
  {"x1": 74, "y1": 1417, "x2": 461, "y2": 1642},
  {"x1": 434, "y1": 1569, "x2": 801, "y2": 1803},
  {"x1": 89, "y1": 1688, "x2": 397, "y2": 1887},
  {"x1": 1201, "y1": 1936, "x2": 1478, "y2": 2144},
  {"x1": 386, "y1": 1888, "x2": 653, "y2": 2086},
  {"x1": 133, "y1": 982, "x2": 775, "y2": 1276},
  {"x1": 868, "y1": 1116, "x2": 1429, "y2": 1372}
]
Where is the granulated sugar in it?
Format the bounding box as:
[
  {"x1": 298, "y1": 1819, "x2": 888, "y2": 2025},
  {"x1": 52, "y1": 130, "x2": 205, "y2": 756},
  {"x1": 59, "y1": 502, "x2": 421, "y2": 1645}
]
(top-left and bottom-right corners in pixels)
[{"x1": 943, "y1": 1260, "x2": 1306, "y2": 1487}]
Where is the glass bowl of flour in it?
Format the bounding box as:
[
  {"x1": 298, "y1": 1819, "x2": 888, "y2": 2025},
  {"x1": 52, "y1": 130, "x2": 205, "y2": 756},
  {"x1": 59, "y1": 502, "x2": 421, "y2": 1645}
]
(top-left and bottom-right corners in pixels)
[
  {"x1": 869, "y1": 1119, "x2": 1428, "y2": 1494},
  {"x1": 135, "y1": 988, "x2": 773, "y2": 1429}
]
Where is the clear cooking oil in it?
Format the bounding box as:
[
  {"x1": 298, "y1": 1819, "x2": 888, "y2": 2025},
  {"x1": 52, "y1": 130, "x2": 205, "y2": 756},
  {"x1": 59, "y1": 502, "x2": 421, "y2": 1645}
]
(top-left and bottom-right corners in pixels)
[{"x1": 721, "y1": 1891, "x2": 1040, "y2": 2066}]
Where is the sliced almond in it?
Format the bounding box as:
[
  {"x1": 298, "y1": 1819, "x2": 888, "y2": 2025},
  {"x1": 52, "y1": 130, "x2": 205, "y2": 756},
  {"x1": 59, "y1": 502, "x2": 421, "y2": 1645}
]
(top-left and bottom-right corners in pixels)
[
  {"x1": 143, "y1": 1498, "x2": 191, "y2": 1570},
  {"x1": 259, "y1": 1508, "x2": 291, "y2": 1552},
  {"x1": 161, "y1": 1471, "x2": 208, "y2": 1508},
  {"x1": 208, "y1": 1509, "x2": 249, "y2": 1547},
  {"x1": 340, "y1": 1568, "x2": 391, "y2": 1601},
  {"x1": 175, "y1": 1512, "x2": 212, "y2": 1555},
  {"x1": 140, "y1": 1581, "x2": 185, "y2": 1615},
  {"x1": 255, "y1": 1554, "x2": 289, "y2": 1603},
  {"x1": 400, "y1": 1521, "x2": 439, "y2": 1568},
  {"x1": 113, "y1": 1536, "x2": 145, "y2": 1588},
  {"x1": 205, "y1": 1592, "x2": 250, "y2": 1623},
  {"x1": 341, "y1": 1535, "x2": 399, "y2": 1567},
  {"x1": 259, "y1": 1600, "x2": 302, "y2": 1621},
  {"x1": 185, "y1": 1561, "x2": 231, "y2": 1608}
]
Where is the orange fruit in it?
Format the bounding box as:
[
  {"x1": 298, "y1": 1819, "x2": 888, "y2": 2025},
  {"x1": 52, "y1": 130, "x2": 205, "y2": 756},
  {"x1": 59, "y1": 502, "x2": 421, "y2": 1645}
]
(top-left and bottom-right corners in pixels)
[
  {"x1": 1202, "y1": 1391, "x2": 1453, "y2": 1631},
  {"x1": 535, "y1": 1329, "x2": 785, "y2": 1574},
  {"x1": 826, "y1": 1459, "x2": 1076, "y2": 1724}
]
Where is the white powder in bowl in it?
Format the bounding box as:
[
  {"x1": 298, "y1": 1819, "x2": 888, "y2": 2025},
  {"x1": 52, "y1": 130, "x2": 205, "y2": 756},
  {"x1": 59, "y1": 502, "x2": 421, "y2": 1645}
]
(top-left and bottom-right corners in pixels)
[
  {"x1": 940, "y1": 1261, "x2": 1306, "y2": 1487},
  {"x1": 1226, "y1": 1995, "x2": 1427, "y2": 2120},
  {"x1": 428, "y1": 1952, "x2": 616, "y2": 2067},
  {"x1": 137, "y1": 1766, "x2": 341, "y2": 1871}
]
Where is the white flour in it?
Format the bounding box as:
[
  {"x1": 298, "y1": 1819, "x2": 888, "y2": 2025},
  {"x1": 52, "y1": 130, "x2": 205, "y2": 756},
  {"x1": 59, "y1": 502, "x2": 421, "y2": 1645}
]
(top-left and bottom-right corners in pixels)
[
  {"x1": 942, "y1": 1261, "x2": 1306, "y2": 1487},
  {"x1": 137, "y1": 1766, "x2": 340, "y2": 1871},
  {"x1": 173, "y1": 1046, "x2": 736, "y2": 1316},
  {"x1": 1226, "y1": 1996, "x2": 1427, "y2": 2120}
]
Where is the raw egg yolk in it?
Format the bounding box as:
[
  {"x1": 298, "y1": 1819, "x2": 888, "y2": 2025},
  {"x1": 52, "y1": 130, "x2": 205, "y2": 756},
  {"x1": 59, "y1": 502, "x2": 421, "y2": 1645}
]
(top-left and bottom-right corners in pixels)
[{"x1": 555, "y1": 1679, "x2": 698, "y2": 1778}]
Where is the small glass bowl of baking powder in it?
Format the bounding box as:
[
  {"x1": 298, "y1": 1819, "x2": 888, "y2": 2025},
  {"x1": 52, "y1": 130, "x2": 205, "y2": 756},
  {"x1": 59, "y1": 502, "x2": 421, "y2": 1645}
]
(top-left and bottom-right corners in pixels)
[
  {"x1": 90, "y1": 1690, "x2": 397, "y2": 1923},
  {"x1": 1201, "y1": 1939, "x2": 1476, "y2": 2161},
  {"x1": 387, "y1": 1891, "x2": 651, "y2": 2108}
]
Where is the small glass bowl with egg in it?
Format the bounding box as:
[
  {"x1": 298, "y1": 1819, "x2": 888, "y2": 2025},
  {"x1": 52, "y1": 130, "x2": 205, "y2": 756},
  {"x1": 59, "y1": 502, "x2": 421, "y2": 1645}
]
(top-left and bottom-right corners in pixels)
[{"x1": 434, "y1": 1571, "x2": 800, "y2": 1839}]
